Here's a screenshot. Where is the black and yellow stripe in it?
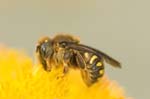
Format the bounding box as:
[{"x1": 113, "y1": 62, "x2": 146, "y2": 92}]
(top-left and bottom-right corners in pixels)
[{"x1": 88, "y1": 54, "x2": 105, "y2": 83}]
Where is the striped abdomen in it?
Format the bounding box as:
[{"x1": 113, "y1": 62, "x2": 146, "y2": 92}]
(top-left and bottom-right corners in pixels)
[{"x1": 81, "y1": 52, "x2": 105, "y2": 86}]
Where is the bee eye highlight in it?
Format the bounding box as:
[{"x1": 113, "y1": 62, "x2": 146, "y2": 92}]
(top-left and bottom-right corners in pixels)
[
  {"x1": 39, "y1": 44, "x2": 46, "y2": 57},
  {"x1": 41, "y1": 44, "x2": 46, "y2": 52}
]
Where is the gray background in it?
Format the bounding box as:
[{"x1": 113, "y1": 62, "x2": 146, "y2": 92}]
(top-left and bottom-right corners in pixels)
[{"x1": 0, "y1": 0, "x2": 150, "y2": 99}]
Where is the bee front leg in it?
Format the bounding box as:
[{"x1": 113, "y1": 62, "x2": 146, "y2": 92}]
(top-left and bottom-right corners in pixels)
[{"x1": 46, "y1": 59, "x2": 52, "y2": 72}]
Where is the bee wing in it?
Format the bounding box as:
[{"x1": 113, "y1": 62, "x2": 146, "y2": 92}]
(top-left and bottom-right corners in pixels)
[{"x1": 66, "y1": 42, "x2": 121, "y2": 68}]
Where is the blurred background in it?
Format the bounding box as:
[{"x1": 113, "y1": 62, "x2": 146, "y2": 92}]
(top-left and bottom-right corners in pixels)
[{"x1": 0, "y1": 0, "x2": 150, "y2": 99}]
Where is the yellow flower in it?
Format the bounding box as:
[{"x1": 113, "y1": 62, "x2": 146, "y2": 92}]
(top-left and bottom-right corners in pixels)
[{"x1": 0, "y1": 46, "x2": 131, "y2": 99}]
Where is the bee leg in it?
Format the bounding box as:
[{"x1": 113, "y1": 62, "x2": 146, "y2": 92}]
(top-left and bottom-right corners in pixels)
[
  {"x1": 63, "y1": 50, "x2": 73, "y2": 74},
  {"x1": 75, "y1": 52, "x2": 86, "y2": 69},
  {"x1": 75, "y1": 52, "x2": 93, "y2": 86},
  {"x1": 57, "y1": 50, "x2": 73, "y2": 79},
  {"x1": 57, "y1": 62, "x2": 69, "y2": 79},
  {"x1": 63, "y1": 63, "x2": 69, "y2": 74},
  {"x1": 37, "y1": 54, "x2": 51, "y2": 72},
  {"x1": 45, "y1": 59, "x2": 52, "y2": 72}
]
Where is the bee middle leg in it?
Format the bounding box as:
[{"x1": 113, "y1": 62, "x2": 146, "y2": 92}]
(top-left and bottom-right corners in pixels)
[
  {"x1": 63, "y1": 50, "x2": 74, "y2": 74},
  {"x1": 57, "y1": 50, "x2": 73, "y2": 79},
  {"x1": 57, "y1": 62, "x2": 69, "y2": 79}
]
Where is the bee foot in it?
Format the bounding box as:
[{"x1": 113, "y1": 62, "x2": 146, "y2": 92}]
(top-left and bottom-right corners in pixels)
[
  {"x1": 57, "y1": 73, "x2": 65, "y2": 79},
  {"x1": 63, "y1": 66, "x2": 69, "y2": 74}
]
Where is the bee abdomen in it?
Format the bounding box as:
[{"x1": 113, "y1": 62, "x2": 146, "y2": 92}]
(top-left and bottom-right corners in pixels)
[{"x1": 88, "y1": 55, "x2": 105, "y2": 83}]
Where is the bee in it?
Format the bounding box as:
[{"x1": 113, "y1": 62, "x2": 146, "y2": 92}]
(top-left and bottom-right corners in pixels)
[{"x1": 36, "y1": 34, "x2": 121, "y2": 86}]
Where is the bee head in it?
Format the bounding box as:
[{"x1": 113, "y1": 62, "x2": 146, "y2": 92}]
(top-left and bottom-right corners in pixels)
[{"x1": 36, "y1": 37, "x2": 54, "y2": 59}]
